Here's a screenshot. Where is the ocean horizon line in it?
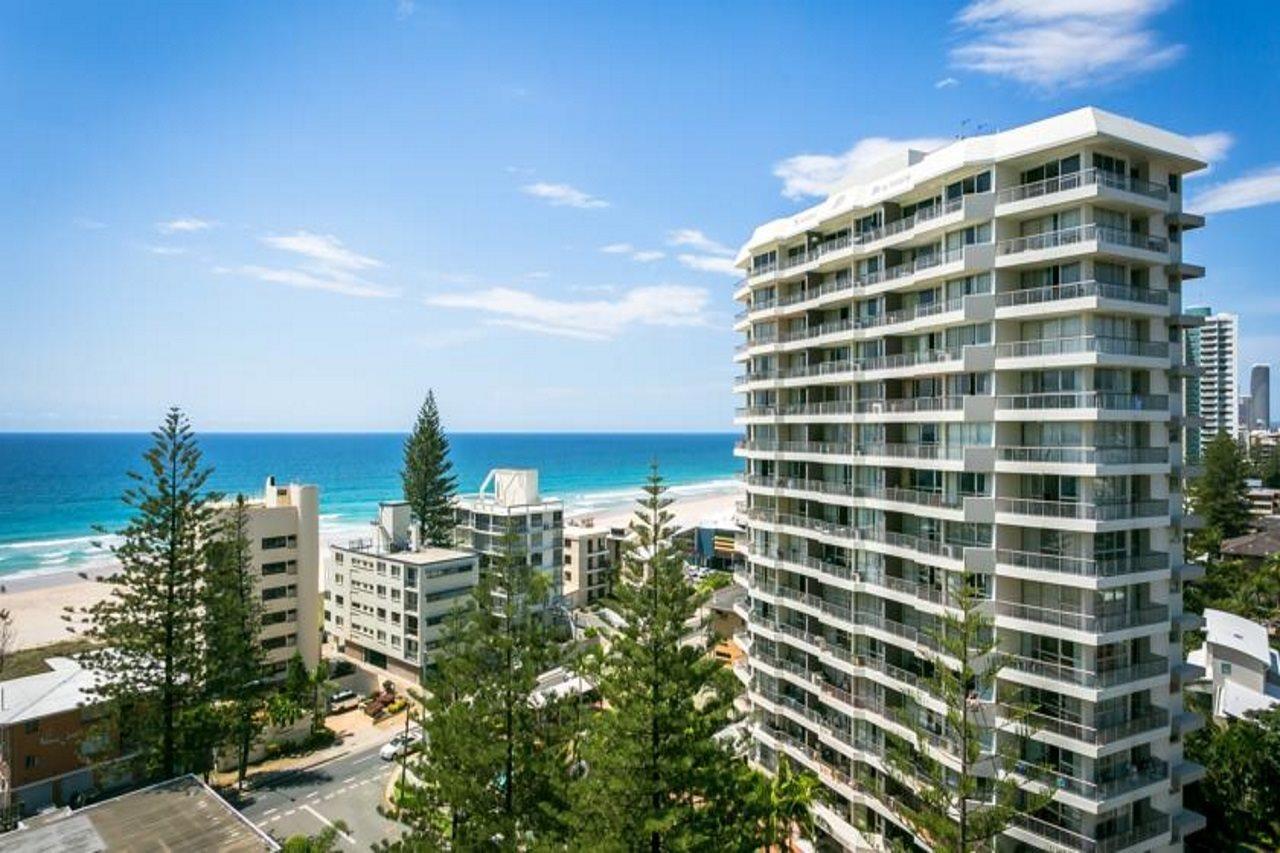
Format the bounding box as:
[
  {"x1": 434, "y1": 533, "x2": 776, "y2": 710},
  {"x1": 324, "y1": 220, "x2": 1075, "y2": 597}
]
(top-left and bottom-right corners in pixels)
[{"x1": 0, "y1": 428, "x2": 739, "y2": 437}]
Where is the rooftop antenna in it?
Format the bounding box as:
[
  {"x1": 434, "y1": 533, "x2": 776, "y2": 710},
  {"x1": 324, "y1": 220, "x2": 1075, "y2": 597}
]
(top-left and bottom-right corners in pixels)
[{"x1": 957, "y1": 118, "x2": 972, "y2": 139}]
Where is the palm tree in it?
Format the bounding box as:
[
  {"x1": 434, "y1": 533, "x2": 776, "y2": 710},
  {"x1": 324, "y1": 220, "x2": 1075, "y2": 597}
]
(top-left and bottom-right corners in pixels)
[{"x1": 760, "y1": 754, "x2": 822, "y2": 851}]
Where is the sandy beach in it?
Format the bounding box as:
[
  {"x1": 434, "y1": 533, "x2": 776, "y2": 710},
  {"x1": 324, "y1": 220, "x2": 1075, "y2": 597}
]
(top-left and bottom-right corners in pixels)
[{"x1": 0, "y1": 486, "x2": 743, "y2": 653}]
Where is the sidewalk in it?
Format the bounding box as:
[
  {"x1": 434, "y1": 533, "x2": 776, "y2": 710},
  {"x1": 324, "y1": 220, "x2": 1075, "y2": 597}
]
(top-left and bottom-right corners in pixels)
[{"x1": 213, "y1": 705, "x2": 413, "y2": 791}]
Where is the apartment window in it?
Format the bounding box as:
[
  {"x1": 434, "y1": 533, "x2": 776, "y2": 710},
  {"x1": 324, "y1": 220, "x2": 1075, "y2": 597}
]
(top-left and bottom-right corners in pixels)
[
  {"x1": 405, "y1": 566, "x2": 418, "y2": 589},
  {"x1": 334, "y1": 552, "x2": 344, "y2": 564},
  {"x1": 261, "y1": 535, "x2": 296, "y2": 550},
  {"x1": 944, "y1": 170, "x2": 991, "y2": 200},
  {"x1": 24, "y1": 756, "x2": 37, "y2": 769},
  {"x1": 262, "y1": 584, "x2": 295, "y2": 602},
  {"x1": 377, "y1": 607, "x2": 387, "y2": 620},
  {"x1": 262, "y1": 560, "x2": 295, "y2": 576},
  {"x1": 405, "y1": 615, "x2": 419, "y2": 637},
  {"x1": 1221, "y1": 661, "x2": 1233, "y2": 675},
  {"x1": 263, "y1": 609, "x2": 297, "y2": 626},
  {"x1": 24, "y1": 720, "x2": 39, "y2": 734},
  {"x1": 334, "y1": 573, "x2": 344, "y2": 585},
  {"x1": 1092, "y1": 152, "x2": 1126, "y2": 176},
  {"x1": 335, "y1": 594, "x2": 344, "y2": 605},
  {"x1": 1168, "y1": 173, "x2": 1181, "y2": 193}
]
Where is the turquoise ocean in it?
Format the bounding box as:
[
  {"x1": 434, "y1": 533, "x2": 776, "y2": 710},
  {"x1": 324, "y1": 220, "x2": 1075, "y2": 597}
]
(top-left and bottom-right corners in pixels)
[{"x1": 0, "y1": 433, "x2": 738, "y2": 580}]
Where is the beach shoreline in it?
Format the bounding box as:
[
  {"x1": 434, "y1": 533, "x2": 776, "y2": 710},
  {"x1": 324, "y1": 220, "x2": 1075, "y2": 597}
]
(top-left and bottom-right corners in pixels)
[{"x1": 0, "y1": 481, "x2": 742, "y2": 652}]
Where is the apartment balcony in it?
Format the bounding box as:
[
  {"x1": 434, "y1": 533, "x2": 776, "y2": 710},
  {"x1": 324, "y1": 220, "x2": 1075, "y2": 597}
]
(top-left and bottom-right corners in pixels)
[
  {"x1": 734, "y1": 400, "x2": 853, "y2": 422},
  {"x1": 994, "y1": 279, "x2": 1170, "y2": 318},
  {"x1": 1017, "y1": 757, "x2": 1168, "y2": 804},
  {"x1": 754, "y1": 588, "x2": 944, "y2": 656},
  {"x1": 996, "y1": 167, "x2": 1170, "y2": 211},
  {"x1": 1007, "y1": 811, "x2": 1170, "y2": 853},
  {"x1": 995, "y1": 224, "x2": 1170, "y2": 268},
  {"x1": 995, "y1": 600, "x2": 1169, "y2": 635},
  {"x1": 744, "y1": 507, "x2": 975, "y2": 567},
  {"x1": 996, "y1": 445, "x2": 1168, "y2": 468},
  {"x1": 993, "y1": 335, "x2": 1169, "y2": 367},
  {"x1": 744, "y1": 474, "x2": 984, "y2": 521},
  {"x1": 995, "y1": 496, "x2": 1169, "y2": 524},
  {"x1": 999, "y1": 704, "x2": 1170, "y2": 748},
  {"x1": 995, "y1": 391, "x2": 1170, "y2": 422},
  {"x1": 752, "y1": 628, "x2": 932, "y2": 700},
  {"x1": 995, "y1": 548, "x2": 1169, "y2": 581},
  {"x1": 1001, "y1": 654, "x2": 1168, "y2": 691}
]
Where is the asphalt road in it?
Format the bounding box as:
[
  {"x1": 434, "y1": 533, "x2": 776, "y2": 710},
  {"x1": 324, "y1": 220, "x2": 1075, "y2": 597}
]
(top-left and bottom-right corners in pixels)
[{"x1": 236, "y1": 741, "x2": 407, "y2": 850}]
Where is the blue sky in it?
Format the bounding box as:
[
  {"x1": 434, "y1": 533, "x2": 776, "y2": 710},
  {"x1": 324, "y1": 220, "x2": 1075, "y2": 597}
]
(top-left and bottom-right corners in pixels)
[{"x1": 2, "y1": 0, "x2": 1278, "y2": 432}]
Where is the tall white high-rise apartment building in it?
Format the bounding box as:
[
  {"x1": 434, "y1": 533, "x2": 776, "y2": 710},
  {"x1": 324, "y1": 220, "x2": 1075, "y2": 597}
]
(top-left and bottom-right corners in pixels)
[
  {"x1": 733, "y1": 108, "x2": 1207, "y2": 851},
  {"x1": 454, "y1": 469, "x2": 565, "y2": 603},
  {"x1": 1191, "y1": 311, "x2": 1239, "y2": 444}
]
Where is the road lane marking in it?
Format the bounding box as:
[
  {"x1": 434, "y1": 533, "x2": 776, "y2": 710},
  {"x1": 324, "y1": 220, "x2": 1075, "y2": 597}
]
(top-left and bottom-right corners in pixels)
[
  {"x1": 342, "y1": 776, "x2": 356, "y2": 783},
  {"x1": 302, "y1": 804, "x2": 355, "y2": 845},
  {"x1": 306, "y1": 791, "x2": 320, "y2": 799},
  {"x1": 263, "y1": 808, "x2": 278, "y2": 816},
  {"x1": 353, "y1": 753, "x2": 379, "y2": 765}
]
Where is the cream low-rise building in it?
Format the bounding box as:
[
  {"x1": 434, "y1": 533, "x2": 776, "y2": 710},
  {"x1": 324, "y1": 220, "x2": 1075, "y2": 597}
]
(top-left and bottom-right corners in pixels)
[
  {"x1": 562, "y1": 522, "x2": 612, "y2": 608},
  {"x1": 734, "y1": 107, "x2": 1207, "y2": 851},
  {"x1": 216, "y1": 478, "x2": 321, "y2": 675},
  {"x1": 323, "y1": 501, "x2": 478, "y2": 682}
]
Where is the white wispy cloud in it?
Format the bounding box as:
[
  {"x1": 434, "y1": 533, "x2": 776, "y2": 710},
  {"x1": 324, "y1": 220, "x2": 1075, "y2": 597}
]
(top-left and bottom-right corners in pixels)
[
  {"x1": 521, "y1": 182, "x2": 609, "y2": 209},
  {"x1": 774, "y1": 137, "x2": 949, "y2": 200},
  {"x1": 601, "y1": 242, "x2": 665, "y2": 263},
  {"x1": 667, "y1": 229, "x2": 733, "y2": 257},
  {"x1": 424, "y1": 285, "x2": 710, "y2": 340},
  {"x1": 1190, "y1": 166, "x2": 1280, "y2": 215},
  {"x1": 1188, "y1": 132, "x2": 1235, "y2": 175},
  {"x1": 218, "y1": 229, "x2": 394, "y2": 298},
  {"x1": 261, "y1": 231, "x2": 383, "y2": 271},
  {"x1": 935, "y1": 77, "x2": 960, "y2": 89},
  {"x1": 217, "y1": 265, "x2": 396, "y2": 299},
  {"x1": 950, "y1": 0, "x2": 1183, "y2": 89},
  {"x1": 157, "y1": 217, "x2": 217, "y2": 234},
  {"x1": 676, "y1": 254, "x2": 738, "y2": 276}
]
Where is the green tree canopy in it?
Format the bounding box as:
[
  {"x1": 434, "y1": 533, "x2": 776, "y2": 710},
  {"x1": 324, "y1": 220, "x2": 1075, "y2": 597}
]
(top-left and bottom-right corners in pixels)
[
  {"x1": 402, "y1": 391, "x2": 458, "y2": 547},
  {"x1": 1191, "y1": 431, "x2": 1252, "y2": 552}
]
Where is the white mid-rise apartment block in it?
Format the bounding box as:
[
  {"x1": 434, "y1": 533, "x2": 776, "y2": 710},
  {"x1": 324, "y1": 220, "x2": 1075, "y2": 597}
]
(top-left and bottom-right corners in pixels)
[
  {"x1": 563, "y1": 523, "x2": 613, "y2": 608},
  {"x1": 216, "y1": 478, "x2": 322, "y2": 674},
  {"x1": 323, "y1": 500, "x2": 479, "y2": 681},
  {"x1": 733, "y1": 108, "x2": 1207, "y2": 851},
  {"x1": 1189, "y1": 310, "x2": 1239, "y2": 445},
  {"x1": 454, "y1": 469, "x2": 565, "y2": 602}
]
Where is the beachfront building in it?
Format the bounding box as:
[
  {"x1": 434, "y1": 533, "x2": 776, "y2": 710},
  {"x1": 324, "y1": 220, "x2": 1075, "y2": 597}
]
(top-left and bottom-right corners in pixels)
[
  {"x1": 454, "y1": 469, "x2": 565, "y2": 603},
  {"x1": 1187, "y1": 608, "x2": 1280, "y2": 720},
  {"x1": 562, "y1": 523, "x2": 612, "y2": 608},
  {"x1": 0, "y1": 657, "x2": 131, "y2": 817},
  {"x1": 216, "y1": 478, "x2": 322, "y2": 674},
  {"x1": 323, "y1": 501, "x2": 478, "y2": 681},
  {"x1": 1188, "y1": 309, "x2": 1239, "y2": 449},
  {"x1": 732, "y1": 107, "x2": 1207, "y2": 850}
]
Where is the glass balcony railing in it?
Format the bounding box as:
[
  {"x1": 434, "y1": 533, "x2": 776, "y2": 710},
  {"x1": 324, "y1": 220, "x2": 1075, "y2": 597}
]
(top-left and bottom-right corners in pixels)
[
  {"x1": 997, "y1": 223, "x2": 1169, "y2": 257},
  {"x1": 994, "y1": 279, "x2": 1169, "y2": 308},
  {"x1": 996, "y1": 600, "x2": 1169, "y2": 632},
  {"x1": 995, "y1": 548, "x2": 1169, "y2": 578},
  {"x1": 995, "y1": 497, "x2": 1169, "y2": 521},
  {"x1": 997, "y1": 445, "x2": 1169, "y2": 465},
  {"x1": 995, "y1": 335, "x2": 1169, "y2": 360},
  {"x1": 995, "y1": 391, "x2": 1169, "y2": 412},
  {"x1": 1003, "y1": 654, "x2": 1167, "y2": 689},
  {"x1": 996, "y1": 167, "x2": 1170, "y2": 205}
]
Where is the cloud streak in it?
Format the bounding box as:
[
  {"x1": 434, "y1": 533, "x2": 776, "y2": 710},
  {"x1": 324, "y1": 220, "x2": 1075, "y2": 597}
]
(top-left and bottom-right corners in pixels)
[
  {"x1": 950, "y1": 0, "x2": 1183, "y2": 90},
  {"x1": 424, "y1": 285, "x2": 710, "y2": 340},
  {"x1": 774, "y1": 137, "x2": 948, "y2": 200},
  {"x1": 217, "y1": 229, "x2": 395, "y2": 298},
  {"x1": 521, "y1": 182, "x2": 609, "y2": 209},
  {"x1": 1190, "y1": 166, "x2": 1280, "y2": 215},
  {"x1": 157, "y1": 217, "x2": 217, "y2": 234}
]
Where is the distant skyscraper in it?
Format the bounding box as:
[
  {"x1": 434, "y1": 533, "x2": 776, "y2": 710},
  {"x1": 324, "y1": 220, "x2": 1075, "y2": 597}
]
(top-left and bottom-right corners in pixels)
[
  {"x1": 1250, "y1": 363, "x2": 1271, "y2": 431},
  {"x1": 1183, "y1": 306, "x2": 1212, "y2": 461},
  {"x1": 1239, "y1": 395, "x2": 1252, "y2": 433},
  {"x1": 1189, "y1": 310, "x2": 1239, "y2": 452}
]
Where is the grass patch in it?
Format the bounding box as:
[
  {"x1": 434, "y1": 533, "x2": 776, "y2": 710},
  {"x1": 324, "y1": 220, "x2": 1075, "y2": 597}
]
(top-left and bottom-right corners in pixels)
[{"x1": 1, "y1": 637, "x2": 97, "y2": 682}]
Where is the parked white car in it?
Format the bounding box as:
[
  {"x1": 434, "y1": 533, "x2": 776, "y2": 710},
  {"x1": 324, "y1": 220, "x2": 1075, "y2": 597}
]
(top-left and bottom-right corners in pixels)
[{"x1": 380, "y1": 726, "x2": 425, "y2": 761}]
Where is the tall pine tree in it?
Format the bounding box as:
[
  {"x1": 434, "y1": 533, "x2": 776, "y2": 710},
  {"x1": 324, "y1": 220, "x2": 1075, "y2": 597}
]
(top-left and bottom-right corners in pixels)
[
  {"x1": 402, "y1": 391, "x2": 458, "y2": 547},
  {"x1": 82, "y1": 408, "x2": 217, "y2": 780},
  {"x1": 570, "y1": 465, "x2": 768, "y2": 850},
  {"x1": 203, "y1": 494, "x2": 268, "y2": 789},
  {"x1": 889, "y1": 576, "x2": 1050, "y2": 851},
  {"x1": 1191, "y1": 430, "x2": 1252, "y2": 550},
  {"x1": 389, "y1": 523, "x2": 573, "y2": 848}
]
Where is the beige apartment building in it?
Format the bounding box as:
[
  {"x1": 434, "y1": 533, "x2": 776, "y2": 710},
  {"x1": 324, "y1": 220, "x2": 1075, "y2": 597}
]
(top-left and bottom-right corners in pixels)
[
  {"x1": 734, "y1": 107, "x2": 1207, "y2": 851},
  {"x1": 323, "y1": 501, "x2": 478, "y2": 681},
  {"x1": 562, "y1": 523, "x2": 612, "y2": 608},
  {"x1": 454, "y1": 469, "x2": 564, "y2": 603},
  {"x1": 218, "y1": 478, "x2": 322, "y2": 674}
]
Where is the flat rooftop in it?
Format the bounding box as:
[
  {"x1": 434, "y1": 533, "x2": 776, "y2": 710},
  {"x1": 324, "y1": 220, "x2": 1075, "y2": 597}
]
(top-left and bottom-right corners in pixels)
[
  {"x1": 6, "y1": 775, "x2": 277, "y2": 852},
  {"x1": 334, "y1": 541, "x2": 475, "y2": 565},
  {"x1": 0, "y1": 657, "x2": 106, "y2": 725}
]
